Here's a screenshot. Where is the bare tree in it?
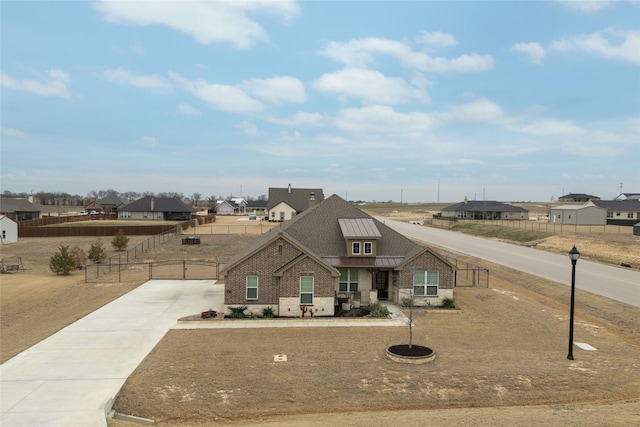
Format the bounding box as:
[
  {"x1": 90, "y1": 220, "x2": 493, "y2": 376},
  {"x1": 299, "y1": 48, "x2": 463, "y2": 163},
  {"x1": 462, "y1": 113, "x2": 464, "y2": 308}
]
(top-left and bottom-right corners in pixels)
[{"x1": 191, "y1": 192, "x2": 202, "y2": 206}]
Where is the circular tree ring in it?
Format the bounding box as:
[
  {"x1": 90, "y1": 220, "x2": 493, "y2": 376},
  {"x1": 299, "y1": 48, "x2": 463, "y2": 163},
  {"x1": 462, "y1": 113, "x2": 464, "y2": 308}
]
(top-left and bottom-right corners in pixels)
[{"x1": 386, "y1": 344, "x2": 436, "y2": 364}]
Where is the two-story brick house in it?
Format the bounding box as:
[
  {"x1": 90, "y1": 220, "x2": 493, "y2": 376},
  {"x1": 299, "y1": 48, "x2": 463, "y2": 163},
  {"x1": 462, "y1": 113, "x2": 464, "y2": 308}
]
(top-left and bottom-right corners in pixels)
[{"x1": 220, "y1": 194, "x2": 455, "y2": 317}]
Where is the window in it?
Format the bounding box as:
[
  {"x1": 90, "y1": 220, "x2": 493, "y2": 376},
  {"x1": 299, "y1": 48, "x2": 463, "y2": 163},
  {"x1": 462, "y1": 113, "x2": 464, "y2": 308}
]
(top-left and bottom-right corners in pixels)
[
  {"x1": 616, "y1": 212, "x2": 621, "y2": 217},
  {"x1": 2, "y1": 230, "x2": 5, "y2": 239},
  {"x1": 364, "y1": 242, "x2": 372, "y2": 255},
  {"x1": 413, "y1": 271, "x2": 439, "y2": 296},
  {"x1": 627, "y1": 212, "x2": 634, "y2": 219},
  {"x1": 300, "y1": 276, "x2": 314, "y2": 304},
  {"x1": 143, "y1": 212, "x2": 148, "y2": 219},
  {"x1": 352, "y1": 242, "x2": 361, "y2": 255},
  {"x1": 339, "y1": 268, "x2": 358, "y2": 292},
  {"x1": 246, "y1": 276, "x2": 258, "y2": 300},
  {"x1": 607, "y1": 211, "x2": 613, "y2": 218},
  {"x1": 291, "y1": 212, "x2": 296, "y2": 219},
  {"x1": 279, "y1": 212, "x2": 285, "y2": 221},
  {"x1": 271, "y1": 211, "x2": 275, "y2": 220}
]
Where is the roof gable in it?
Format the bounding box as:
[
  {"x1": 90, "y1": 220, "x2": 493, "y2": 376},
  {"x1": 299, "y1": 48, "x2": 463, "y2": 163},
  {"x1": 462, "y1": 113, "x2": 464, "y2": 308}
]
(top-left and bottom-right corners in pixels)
[{"x1": 267, "y1": 187, "x2": 324, "y2": 212}]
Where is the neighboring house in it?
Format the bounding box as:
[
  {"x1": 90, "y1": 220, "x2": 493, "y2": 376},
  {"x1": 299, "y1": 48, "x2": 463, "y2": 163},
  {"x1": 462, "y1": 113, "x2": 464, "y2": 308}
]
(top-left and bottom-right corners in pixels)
[
  {"x1": 221, "y1": 195, "x2": 456, "y2": 317},
  {"x1": 216, "y1": 200, "x2": 236, "y2": 215},
  {"x1": 230, "y1": 198, "x2": 248, "y2": 214},
  {"x1": 95, "y1": 195, "x2": 127, "y2": 213},
  {"x1": 615, "y1": 193, "x2": 640, "y2": 201},
  {"x1": 558, "y1": 193, "x2": 600, "y2": 203},
  {"x1": 267, "y1": 184, "x2": 324, "y2": 221},
  {"x1": 587, "y1": 199, "x2": 640, "y2": 226},
  {"x1": 246, "y1": 199, "x2": 268, "y2": 218},
  {"x1": 441, "y1": 199, "x2": 529, "y2": 220},
  {"x1": 0, "y1": 198, "x2": 41, "y2": 221},
  {"x1": 0, "y1": 215, "x2": 18, "y2": 244},
  {"x1": 118, "y1": 196, "x2": 194, "y2": 220},
  {"x1": 549, "y1": 205, "x2": 607, "y2": 225}
]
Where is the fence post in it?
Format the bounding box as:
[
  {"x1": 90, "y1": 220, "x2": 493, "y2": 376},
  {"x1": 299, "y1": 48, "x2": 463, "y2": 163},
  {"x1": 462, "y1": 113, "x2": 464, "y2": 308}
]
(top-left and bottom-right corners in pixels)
[
  {"x1": 85, "y1": 266, "x2": 88, "y2": 284},
  {"x1": 118, "y1": 254, "x2": 121, "y2": 283},
  {"x1": 149, "y1": 263, "x2": 152, "y2": 280},
  {"x1": 183, "y1": 260, "x2": 186, "y2": 279}
]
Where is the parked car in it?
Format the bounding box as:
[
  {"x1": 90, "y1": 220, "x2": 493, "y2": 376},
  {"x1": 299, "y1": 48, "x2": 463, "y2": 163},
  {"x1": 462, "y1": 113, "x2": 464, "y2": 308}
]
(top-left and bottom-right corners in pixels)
[
  {"x1": 77, "y1": 211, "x2": 88, "y2": 215},
  {"x1": 249, "y1": 213, "x2": 257, "y2": 220},
  {"x1": 90, "y1": 210, "x2": 100, "y2": 215}
]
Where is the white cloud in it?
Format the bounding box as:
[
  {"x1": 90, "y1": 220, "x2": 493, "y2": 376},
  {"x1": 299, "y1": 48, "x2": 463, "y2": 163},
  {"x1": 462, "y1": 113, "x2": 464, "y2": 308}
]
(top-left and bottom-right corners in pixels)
[
  {"x1": 550, "y1": 28, "x2": 640, "y2": 65},
  {"x1": 314, "y1": 68, "x2": 430, "y2": 105},
  {"x1": 1, "y1": 127, "x2": 27, "y2": 137},
  {"x1": 168, "y1": 72, "x2": 263, "y2": 113},
  {"x1": 141, "y1": 135, "x2": 158, "y2": 145},
  {"x1": 511, "y1": 42, "x2": 546, "y2": 65},
  {"x1": 416, "y1": 31, "x2": 458, "y2": 48},
  {"x1": 334, "y1": 105, "x2": 438, "y2": 135},
  {"x1": 509, "y1": 119, "x2": 583, "y2": 136},
  {"x1": 0, "y1": 69, "x2": 71, "y2": 98},
  {"x1": 425, "y1": 158, "x2": 483, "y2": 166},
  {"x1": 101, "y1": 67, "x2": 172, "y2": 89},
  {"x1": 178, "y1": 103, "x2": 201, "y2": 117},
  {"x1": 93, "y1": 0, "x2": 299, "y2": 49},
  {"x1": 240, "y1": 76, "x2": 307, "y2": 103},
  {"x1": 320, "y1": 37, "x2": 494, "y2": 73},
  {"x1": 438, "y1": 99, "x2": 505, "y2": 123},
  {"x1": 557, "y1": 0, "x2": 613, "y2": 13},
  {"x1": 267, "y1": 111, "x2": 325, "y2": 126}
]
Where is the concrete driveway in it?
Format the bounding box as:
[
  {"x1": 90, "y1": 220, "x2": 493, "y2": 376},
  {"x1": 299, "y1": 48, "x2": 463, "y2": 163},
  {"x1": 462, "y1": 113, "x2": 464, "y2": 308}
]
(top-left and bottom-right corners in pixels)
[{"x1": 0, "y1": 280, "x2": 223, "y2": 427}]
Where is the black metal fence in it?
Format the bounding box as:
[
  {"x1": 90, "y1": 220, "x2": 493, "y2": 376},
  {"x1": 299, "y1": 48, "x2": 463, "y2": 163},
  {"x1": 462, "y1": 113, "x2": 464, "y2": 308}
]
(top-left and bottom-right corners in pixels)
[
  {"x1": 85, "y1": 260, "x2": 222, "y2": 283},
  {"x1": 85, "y1": 227, "x2": 182, "y2": 282},
  {"x1": 449, "y1": 259, "x2": 490, "y2": 288}
]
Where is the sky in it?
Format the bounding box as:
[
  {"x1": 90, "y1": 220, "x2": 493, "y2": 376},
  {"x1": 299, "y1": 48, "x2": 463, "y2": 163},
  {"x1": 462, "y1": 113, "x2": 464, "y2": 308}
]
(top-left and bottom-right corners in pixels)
[{"x1": 1, "y1": 0, "x2": 639, "y2": 203}]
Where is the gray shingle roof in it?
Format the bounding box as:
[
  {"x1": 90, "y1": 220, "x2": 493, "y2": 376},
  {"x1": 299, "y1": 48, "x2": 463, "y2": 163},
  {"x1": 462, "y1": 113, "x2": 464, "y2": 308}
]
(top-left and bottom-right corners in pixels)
[
  {"x1": 223, "y1": 194, "x2": 428, "y2": 272},
  {"x1": 442, "y1": 200, "x2": 528, "y2": 212},
  {"x1": 590, "y1": 199, "x2": 640, "y2": 210},
  {"x1": 121, "y1": 196, "x2": 194, "y2": 213},
  {"x1": 267, "y1": 187, "x2": 324, "y2": 212},
  {"x1": 0, "y1": 198, "x2": 40, "y2": 213}
]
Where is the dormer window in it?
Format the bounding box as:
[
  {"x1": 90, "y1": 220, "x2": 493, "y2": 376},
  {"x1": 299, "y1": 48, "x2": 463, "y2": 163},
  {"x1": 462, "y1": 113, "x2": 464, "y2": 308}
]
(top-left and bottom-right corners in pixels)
[
  {"x1": 364, "y1": 242, "x2": 372, "y2": 255},
  {"x1": 352, "y1": 242, "x2": 361, "y2": 255}
]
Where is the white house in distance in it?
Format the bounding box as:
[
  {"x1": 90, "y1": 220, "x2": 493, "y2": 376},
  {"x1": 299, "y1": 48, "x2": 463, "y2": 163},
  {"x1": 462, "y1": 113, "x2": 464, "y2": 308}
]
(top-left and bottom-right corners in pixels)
[
  {"x1": 0, "y1": 215, "x2": 18, "y2": 244},
  {"x1": 267, "y1": 184, "x2": 325, "y2": 222},
  {"x1": 549, "y1": 205, "x2": 607, "y2": 225}
]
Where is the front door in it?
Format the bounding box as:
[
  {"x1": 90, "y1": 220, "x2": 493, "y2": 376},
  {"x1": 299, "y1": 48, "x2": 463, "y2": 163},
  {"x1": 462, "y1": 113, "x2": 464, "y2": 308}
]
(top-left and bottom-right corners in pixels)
[{"x1": 375, "y1": 271, "x2": 389, "y2": 300}]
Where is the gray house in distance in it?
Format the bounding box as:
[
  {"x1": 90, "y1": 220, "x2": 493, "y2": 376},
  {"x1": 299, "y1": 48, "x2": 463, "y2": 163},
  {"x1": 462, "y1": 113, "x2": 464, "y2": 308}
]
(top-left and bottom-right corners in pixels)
[
  {"x1": 118, "y1": 196, "x2": 194, "y2": 220},
  {"x1": 558, "y1": 193, "x2": 600, "y2": 203},
  {"x1": 441, "y1": 199, "x2": 529, "y2": 220},
  {"x1": 587, "y1": 199, "x2": 640, "y2": 226},
  {"x1": 267, "y1": 184, "x2": 324, "y2": 221}
]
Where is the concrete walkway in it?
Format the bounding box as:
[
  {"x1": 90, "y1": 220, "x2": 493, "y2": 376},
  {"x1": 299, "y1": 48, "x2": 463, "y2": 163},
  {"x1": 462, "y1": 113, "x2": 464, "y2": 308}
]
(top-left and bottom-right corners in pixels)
[{"x1": 1, "y1": 280, "x2": 408, "y2": 426}]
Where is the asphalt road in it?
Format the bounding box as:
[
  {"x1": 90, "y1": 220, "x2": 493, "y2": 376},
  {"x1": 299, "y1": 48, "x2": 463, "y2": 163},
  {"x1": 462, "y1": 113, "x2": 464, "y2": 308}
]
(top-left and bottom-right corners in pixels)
[{"x1": 377, "y1": 218, "x2": 640, "y2": 308}]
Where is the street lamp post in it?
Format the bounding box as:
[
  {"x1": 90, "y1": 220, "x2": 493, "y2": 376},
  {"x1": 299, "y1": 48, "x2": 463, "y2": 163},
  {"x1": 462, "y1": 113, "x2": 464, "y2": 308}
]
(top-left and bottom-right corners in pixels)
[{"x1": 567, "y1": 245, "x2": 580, "y2": 360}]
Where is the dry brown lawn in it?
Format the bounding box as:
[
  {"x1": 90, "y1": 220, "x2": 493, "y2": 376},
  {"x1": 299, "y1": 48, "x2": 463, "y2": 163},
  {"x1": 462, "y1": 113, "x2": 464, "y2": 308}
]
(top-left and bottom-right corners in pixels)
[{"x1": 1, "y1": 214, "x2": 639, "y2": 426}]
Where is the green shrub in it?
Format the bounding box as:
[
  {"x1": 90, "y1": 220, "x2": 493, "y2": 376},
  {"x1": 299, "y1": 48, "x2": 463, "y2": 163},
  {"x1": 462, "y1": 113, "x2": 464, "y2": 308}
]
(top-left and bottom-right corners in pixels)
[
  {"x1": 50, "y1": 245, "x2": 75, "y2": 275},
  {"x1": 88, "y1": 240, "x2": 107, "y2": 263},
  {"x1": 262, "y1": 306, "x2": 275, "y2": 318},
  {"x1": 441, "y1": 297, "x2": 456, "y2": 309},
  {"x1": 228, "y1": 305, "x2": 248, "y2": 318},
  {"x1": 369, "y1": 303, "x2": 391, "y2": 318},
  {"x1": 111, "y1": 229, "x2": 129, "y2": 251}
]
